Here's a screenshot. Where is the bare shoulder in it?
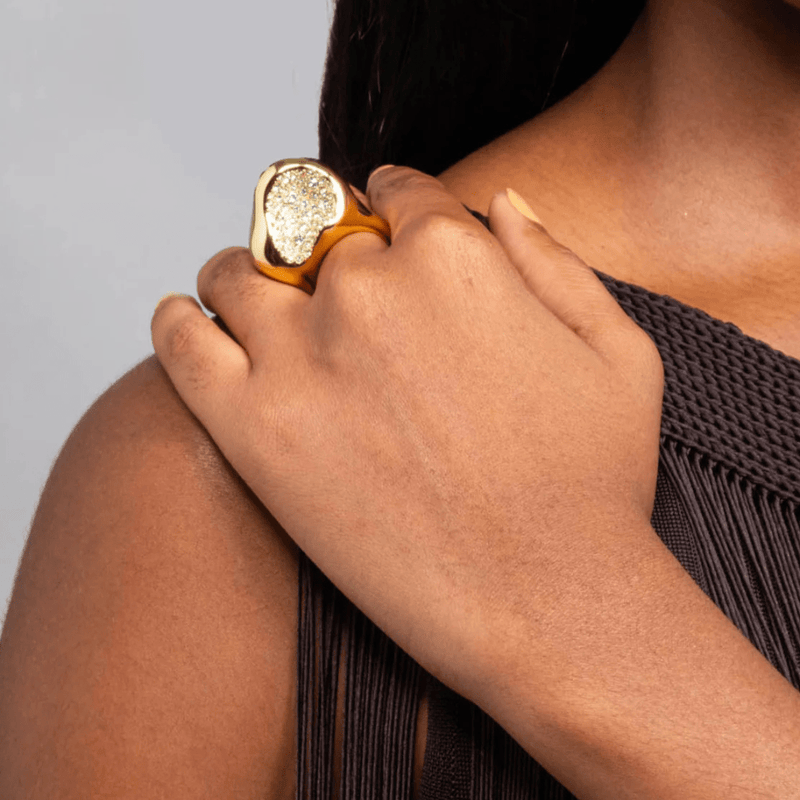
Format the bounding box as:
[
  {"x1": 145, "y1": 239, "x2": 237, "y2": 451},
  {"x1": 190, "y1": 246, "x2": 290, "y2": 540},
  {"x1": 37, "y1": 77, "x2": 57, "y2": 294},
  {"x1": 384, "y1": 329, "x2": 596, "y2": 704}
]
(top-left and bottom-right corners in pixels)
[
  {"x1": 0, "y1": 354, "x2": 298, "y2": 800},
  {"x1": 78, "y1": 354, "x2": 238, "y2": 474},
  {"x1": 29, "y1": 352, "x2": 300, "y2": 599}
]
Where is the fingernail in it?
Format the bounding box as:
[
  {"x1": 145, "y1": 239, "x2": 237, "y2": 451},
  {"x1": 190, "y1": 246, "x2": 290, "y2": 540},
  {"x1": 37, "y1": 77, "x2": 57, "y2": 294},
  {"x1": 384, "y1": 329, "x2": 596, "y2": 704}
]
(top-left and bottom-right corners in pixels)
[
  {"x1": 371, "y1": 164, "x2": 394, "y2": 176},
  {"x1": 155, "y1": 292, "x2": 184, "y2": 313},
  {"x1": 505, "y1": 188, "x2": 543, "y2": 225},
  {"x1": 368, "y1": 164, "x2": 395, "y2": 185}
]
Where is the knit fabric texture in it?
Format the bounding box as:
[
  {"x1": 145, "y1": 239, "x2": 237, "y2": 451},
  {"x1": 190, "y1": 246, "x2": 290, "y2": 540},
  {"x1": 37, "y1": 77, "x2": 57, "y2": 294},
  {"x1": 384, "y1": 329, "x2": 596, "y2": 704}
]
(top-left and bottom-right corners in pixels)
[{"x1": 296, "y1": 210, "x2": 800, "y2": 799}]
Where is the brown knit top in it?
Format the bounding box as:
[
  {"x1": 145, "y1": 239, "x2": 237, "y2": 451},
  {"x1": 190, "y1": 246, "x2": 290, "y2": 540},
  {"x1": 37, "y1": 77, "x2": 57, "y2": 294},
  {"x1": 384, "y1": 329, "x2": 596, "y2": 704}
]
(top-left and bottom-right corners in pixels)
[{"x1": 296, "y1": 209, "x2": 800, "y2": 799}]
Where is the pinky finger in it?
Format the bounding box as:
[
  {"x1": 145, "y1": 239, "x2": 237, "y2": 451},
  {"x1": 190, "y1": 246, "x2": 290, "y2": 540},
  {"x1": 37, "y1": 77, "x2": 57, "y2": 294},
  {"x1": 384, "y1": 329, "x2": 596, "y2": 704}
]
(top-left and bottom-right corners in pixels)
[{"x1": 151, "y1": 293, "x2": 250, "y2": 419}]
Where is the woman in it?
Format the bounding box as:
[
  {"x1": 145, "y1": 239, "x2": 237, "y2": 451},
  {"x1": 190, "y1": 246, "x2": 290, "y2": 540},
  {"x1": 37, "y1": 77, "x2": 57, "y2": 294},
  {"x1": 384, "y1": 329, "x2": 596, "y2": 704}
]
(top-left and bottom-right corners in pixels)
[{"x1": 2, "y1": 0, "x2": 800, "y2": 798}]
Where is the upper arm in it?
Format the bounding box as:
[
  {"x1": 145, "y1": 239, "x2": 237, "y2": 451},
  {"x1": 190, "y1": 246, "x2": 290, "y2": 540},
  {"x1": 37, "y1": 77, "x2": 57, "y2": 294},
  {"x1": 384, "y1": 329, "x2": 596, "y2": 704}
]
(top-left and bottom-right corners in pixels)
[{"x1": 0, "y1": 355, "x2": 299, "y2": 799}]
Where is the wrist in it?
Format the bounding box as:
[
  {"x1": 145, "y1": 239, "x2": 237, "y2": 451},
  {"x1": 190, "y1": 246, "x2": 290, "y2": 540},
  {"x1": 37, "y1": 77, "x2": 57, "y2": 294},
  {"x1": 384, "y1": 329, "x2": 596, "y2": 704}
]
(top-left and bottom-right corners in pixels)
[{"x1": 474, "y1": 518, "x2": 800, "y2": 799}]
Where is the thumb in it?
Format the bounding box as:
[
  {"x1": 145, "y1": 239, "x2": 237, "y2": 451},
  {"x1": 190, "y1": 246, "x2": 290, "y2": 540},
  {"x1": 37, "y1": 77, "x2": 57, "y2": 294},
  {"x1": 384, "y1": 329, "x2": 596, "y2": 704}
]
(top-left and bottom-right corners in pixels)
[{"x1": 489, "y1": 188, "x2": 642, "y2": 360}]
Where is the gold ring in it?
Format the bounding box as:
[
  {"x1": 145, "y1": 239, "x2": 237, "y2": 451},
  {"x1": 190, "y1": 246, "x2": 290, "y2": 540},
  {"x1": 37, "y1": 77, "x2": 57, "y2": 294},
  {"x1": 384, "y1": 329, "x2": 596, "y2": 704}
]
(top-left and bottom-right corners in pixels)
[{"x1": 249, "y1": 157, "x2": 391, "y2": 294}]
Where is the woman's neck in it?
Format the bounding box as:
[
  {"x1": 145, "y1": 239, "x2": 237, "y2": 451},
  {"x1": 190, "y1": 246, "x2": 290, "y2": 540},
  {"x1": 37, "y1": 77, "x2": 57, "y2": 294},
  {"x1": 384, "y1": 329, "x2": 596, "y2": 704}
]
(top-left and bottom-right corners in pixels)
[
  {"x1": 601, "y1": 0, "x2": 800, "y2": 269},
  {"x1": 439, "y1": 0, "x2": 800, "y2": 357}
]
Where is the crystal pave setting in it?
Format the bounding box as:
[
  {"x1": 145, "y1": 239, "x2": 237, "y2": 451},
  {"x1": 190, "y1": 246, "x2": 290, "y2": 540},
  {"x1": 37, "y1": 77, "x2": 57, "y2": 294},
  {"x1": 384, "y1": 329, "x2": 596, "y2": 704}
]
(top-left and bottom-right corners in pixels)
[
  {"x1": 265, "y1": 167, "x2": 339, "y2": 265},
  {"x1": 251, "y1": 157, "x2": 390, "y2": 295}
]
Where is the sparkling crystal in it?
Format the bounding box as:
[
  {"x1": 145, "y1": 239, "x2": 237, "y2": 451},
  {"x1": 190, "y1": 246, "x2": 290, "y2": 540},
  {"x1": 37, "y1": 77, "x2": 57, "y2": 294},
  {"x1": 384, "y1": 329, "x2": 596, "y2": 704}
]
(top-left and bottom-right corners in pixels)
[{"x1": 265, "y1": 168, "x2": 338, "y2": 264}]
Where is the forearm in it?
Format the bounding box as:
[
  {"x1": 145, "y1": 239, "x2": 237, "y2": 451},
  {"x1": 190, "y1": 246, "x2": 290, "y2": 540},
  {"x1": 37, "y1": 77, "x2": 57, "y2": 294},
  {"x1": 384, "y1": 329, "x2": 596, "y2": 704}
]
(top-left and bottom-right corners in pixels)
[{"x1": 480, "y1": 518, "x2": 800, "y2": 800}]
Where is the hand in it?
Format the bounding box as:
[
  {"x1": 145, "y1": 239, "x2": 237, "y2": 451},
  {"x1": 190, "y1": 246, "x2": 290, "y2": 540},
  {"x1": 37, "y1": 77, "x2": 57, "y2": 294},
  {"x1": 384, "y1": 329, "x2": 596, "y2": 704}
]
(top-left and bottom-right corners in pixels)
[{"x1": 150, "y1": 166, "x2": 665, "y2": 708}]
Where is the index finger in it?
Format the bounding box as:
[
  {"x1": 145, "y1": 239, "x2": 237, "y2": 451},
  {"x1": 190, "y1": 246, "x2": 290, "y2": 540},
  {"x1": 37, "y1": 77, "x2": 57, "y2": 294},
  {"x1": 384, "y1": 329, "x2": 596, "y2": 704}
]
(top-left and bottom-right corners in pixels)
[{"x1": 365, "y1": 165, "x2": 482, "y2": 242}]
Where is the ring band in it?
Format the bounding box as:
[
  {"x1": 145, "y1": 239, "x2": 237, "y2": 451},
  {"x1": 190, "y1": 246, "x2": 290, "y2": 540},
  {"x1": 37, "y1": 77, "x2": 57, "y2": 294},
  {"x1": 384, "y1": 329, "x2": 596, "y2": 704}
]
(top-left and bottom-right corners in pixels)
[{"x1": 250, "y1": 157, "x2": 391, "y2": 294}]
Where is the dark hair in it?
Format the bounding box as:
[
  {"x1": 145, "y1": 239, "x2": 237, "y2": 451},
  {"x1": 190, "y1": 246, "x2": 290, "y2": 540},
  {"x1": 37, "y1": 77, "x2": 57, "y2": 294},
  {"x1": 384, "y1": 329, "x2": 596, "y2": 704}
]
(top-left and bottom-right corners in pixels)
[{"x1": 318, "y1": 0, "x2": 645, "y2": 191}]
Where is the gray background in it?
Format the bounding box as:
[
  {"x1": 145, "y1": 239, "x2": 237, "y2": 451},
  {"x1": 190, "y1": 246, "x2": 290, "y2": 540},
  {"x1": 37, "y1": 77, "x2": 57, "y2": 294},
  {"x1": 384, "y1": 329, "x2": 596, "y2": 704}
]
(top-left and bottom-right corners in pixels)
[{"x1": 1, "y1": 0, "x2": 332, "y2": 623}]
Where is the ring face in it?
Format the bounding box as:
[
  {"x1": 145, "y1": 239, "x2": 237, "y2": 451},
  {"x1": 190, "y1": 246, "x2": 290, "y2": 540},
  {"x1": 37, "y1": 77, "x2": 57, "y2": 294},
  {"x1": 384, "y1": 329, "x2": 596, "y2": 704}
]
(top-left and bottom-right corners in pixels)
[
  {"x1": 265, "y1": 167, "x2": 339, "y2": 265},
  {"x1": 250, "y1": 157, "x2": 390, "y2": 294}
]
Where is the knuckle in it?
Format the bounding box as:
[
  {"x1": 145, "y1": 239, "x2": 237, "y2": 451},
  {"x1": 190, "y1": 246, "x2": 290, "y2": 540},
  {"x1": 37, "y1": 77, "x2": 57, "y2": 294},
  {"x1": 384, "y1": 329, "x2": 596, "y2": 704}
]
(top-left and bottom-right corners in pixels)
[
  {"x1": 536, "y1": 233, "x2": 579, "y2": 264},
  {"x1": 165, "y1": 314, "x2": 202, "y2": 361},
  {"x1": 369, "y1": 166, "x2": 433, "y2": 199},
  {"x1": 198, "y1": 248, "x2": 249, "y2": 299},
  {"x1": 317, "y1": 258, "x2": 380, "y2": 339},
  {"x1": 322, "y1": 248, "x2": 374, "y2": 308},
  {"x1": 621, "y1": 325, "x2": 665, "y2": 392},
  {"x1": 406, "y1": 210, "x2": 473, "y2": 245},
  {"x1": 638, "y1": 332, "x2": 665, "y2": 386},
  {"x1": 312, "y1": 258, "x2": 396, "y2": 371}
]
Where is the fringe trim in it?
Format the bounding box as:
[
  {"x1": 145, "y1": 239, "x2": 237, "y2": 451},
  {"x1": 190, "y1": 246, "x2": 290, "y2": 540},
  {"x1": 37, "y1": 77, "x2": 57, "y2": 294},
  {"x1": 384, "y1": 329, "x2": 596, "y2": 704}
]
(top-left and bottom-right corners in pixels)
[
  {"x1": 658, "y1": 437, "x2": 800, "y2": 686},
  {"x1": 297, "y1": 556, "x2": 422, "y2": 800},
  {"x1": 297, "y1": 554, "x2": 344, "y2": 800}
]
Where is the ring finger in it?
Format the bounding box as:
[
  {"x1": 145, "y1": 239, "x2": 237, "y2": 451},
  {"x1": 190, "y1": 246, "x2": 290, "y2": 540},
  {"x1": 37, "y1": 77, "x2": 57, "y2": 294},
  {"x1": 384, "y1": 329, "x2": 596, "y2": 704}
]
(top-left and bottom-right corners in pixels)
[{"x1": 197, "y1": 246, "x2": 308, "y2": 360}]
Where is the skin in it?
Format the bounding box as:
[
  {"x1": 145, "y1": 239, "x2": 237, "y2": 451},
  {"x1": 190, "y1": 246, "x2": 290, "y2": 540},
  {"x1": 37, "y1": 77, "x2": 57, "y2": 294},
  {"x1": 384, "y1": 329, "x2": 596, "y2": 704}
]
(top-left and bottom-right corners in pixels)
[
  {"x1": 442, "y1": 0, "x2": 800, "y2": 358},
  {"x1": 2, "y1": 0, "x2": 800, "y2": 797}
]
